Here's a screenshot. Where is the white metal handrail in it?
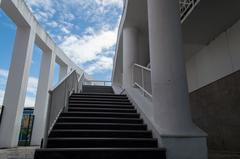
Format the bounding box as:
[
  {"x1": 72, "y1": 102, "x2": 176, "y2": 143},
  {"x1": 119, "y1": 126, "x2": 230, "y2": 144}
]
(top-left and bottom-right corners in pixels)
[
  {"x1": 42, "y1": 70, "x2": 84, "y2": 147},
  {"x1": 132, "y1": 64, "x2": 152, "y2": 98},
  {"x1": 84, "y1": 80, "x2": 112, "y2": 86},
  {"x1": 180, "y1": 0, "x2": 200, "y2": 22}
]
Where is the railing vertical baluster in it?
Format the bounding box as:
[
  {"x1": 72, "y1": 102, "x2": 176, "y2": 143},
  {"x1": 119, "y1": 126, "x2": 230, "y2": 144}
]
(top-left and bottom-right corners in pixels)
[{"x1": 141, "y1": 67, "x2": 145, "y2": 96}]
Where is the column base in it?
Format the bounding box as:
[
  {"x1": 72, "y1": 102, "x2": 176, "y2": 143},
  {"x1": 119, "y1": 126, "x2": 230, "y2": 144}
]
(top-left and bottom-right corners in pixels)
[{"x1": 162, "y1": 136, "x2": 208, "y2": 159}]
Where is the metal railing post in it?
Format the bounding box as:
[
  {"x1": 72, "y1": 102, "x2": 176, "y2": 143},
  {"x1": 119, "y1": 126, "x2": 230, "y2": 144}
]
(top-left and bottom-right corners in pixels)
[{"x1": 141, "y1": 68, "x2": 145, "y2": 96}]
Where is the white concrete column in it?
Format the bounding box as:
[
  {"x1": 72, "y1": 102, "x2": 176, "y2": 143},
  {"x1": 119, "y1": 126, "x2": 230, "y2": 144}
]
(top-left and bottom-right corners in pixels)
[
  {"x1": 59, "y1": 64, "x2": 68, "y2": 81},
  {"x1": 148, "y1": 0, "x2": 193, "y2": 134},
  {"x1": 123, "y1": 27, "x2": 138, "y2": 88},
  {"x1": 31, "y1": 51, "x2": 56, "y2": 145},
  {"x1": 0, "y1": 26, "x2": 35, "y2": 148},
  {"x1": 147, "y1": 1, "x2": 207, "y2": 158}
]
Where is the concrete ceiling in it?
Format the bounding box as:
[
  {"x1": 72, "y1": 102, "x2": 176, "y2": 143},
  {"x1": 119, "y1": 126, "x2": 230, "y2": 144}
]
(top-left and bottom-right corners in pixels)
[
  {"x1": 183, "y1": 0, "x2": 240, "y2": 59},
  {"x1": 124, "y1": 0, "x2": 148, "y2": 34}
]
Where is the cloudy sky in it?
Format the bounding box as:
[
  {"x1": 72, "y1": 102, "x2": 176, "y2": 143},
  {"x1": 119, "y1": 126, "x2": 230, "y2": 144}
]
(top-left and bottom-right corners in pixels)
[{"x1": 0, "y1": 0, "x2": 123, "y2": 107}]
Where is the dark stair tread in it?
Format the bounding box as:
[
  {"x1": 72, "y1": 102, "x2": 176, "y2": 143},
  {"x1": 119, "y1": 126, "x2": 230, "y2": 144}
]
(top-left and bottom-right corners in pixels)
[
  {"x1": 50, "y1": 129, "x2": 151, "y2": 133},
  {"x1": 69, "y1": 98, "x2": 130, "y2": 102},
  {"x1": 53, "y1": 122, "x2": 147, "y2": 130},
  {"x1": 47, "y1": 138, "x2": 158, "y2": 148},
  {"x1": 48, "y1": 137, "x2": 157, "y2": 140},
  {"x1": 84, "y1": 84, "x2": 112, "y2": 88},
  {"x1": 69, "y1": 100, "x2": 131, "y2": 105},
  {"x1": 68, "y1": 103, "x2": 134, "y2": 108},
  {"x1": 57, "y1": 117, "x2": 143, "y2": 124},
  {"x1": 35, "y1": 148, "x2": 166, "y2": 159},
  {"x1": 70, "y1": 95, "x2": 128, "y2": 99},
  {"x1": 72, "y1": 93, "x2": 126, "y2": 96},
  {"x1": 60, "y1": 112, "x2": 140, "y2": 118},
  {"x1": 36, "y1": 147, "x2": 165, "y2": 151},
  {"x1": 67, "y1": 107, "x2": 137, "y2": 113},
  {"x1": 49, "y1": 129, "x2": 152, "y2": 138}
]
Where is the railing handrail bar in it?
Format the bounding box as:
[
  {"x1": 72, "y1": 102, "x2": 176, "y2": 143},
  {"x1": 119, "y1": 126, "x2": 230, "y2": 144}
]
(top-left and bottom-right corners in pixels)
[
  {"x1": 43, "y1": 69, "x2": 81, "y2": 148},
  {"x1": 49, "y1": 70, "x2": 76, "y2": 92},
  {"x1": 134, "y1": 82, "x2": 152, "y2": 98},
  {"x1": 78, "y1": 72, "x2": 84, "y2": 81},
  {"x1": 134, "y1": 64, "x2": 151, "y2": 72}
]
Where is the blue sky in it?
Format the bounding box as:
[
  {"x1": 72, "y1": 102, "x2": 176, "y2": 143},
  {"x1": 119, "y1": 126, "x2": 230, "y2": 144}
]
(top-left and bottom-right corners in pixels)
[{"x1": 0, "y1": 0, "x2": 123, "y2": 107}]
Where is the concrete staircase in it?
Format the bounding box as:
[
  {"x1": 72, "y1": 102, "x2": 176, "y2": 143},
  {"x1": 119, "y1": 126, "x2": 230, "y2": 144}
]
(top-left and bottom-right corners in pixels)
[{"x1": 34, "y1": 85, "x2": 166, "y2": 159}]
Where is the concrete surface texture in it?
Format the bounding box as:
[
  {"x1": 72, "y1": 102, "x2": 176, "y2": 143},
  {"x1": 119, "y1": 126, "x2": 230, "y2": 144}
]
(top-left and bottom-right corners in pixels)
[
  {"x1": 190, "y1": 70, "x2": 240, "y2": 152},
  {"x1": 0, "y1": 147, "x2": 37, "y2": 159},
  {"x1": 186, "y1": 19, "x2": 240, "y2": 92}
]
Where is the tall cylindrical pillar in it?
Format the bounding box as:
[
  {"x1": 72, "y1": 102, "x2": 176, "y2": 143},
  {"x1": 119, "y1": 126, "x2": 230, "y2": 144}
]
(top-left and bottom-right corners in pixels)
[
  {"x1": 148, "y1": 0, "x2": 193, "y2": 134},
  {"x1": 147, "y1": 1, "x2": 207, "y2": 158},
  {"x1": 123, "y1": 27, "x2": 138, "y2": 88}
]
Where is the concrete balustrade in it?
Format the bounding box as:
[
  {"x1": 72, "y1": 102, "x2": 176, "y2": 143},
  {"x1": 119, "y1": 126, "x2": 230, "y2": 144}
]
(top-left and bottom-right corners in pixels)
[
  {"x1": 59, "y1": 64, "x2": 69, "y2": 81},
  {"x1": 0, "y1": 0, "x2": 84, "y2": 148}
]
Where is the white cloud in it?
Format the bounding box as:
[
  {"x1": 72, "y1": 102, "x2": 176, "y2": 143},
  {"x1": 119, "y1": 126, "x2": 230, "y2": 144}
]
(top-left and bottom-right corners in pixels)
[
  {"x1": 0, "y1": 69, "x2": 8, "y2": 77},
  {"x1": 27, "y1": 77, "x2": 38, "y2": 96},
  {"x1": 60, "y1": 26, "x2": 118, "y2": 64},
  {"x1": 24, "y1": 96, "x2": 36, "y2": 108},
  {"x1": 85, "y1": 56, "x2": 113, "y2": 75},
  {"x1": 0, "y1": 89, "x2": 4, "y2": 105},
  {"x1": 0, "y1": 89, "x2": 35, "y2": 108},
  {"x1": 24, "y1": 0, "x2": 123, "y2": 77},
  {"x1": 0, "y1": 68, "x2": 38, "y2": 107},
  {"x1": 61, "y1": 27, "x2": 71, "y2": 34},
  {"x1": 46, "y1": 21, "x2": 59, "y2": 28},
  {"x1": 95, "y1": 0, "x2": 123, "y2": 8},
  {"x1": 25, "y1": 0, "x2": 53, "y2": 11}
]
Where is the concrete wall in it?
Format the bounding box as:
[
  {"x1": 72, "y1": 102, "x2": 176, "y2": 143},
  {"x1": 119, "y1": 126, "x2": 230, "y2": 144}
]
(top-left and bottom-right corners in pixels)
[
  {"x1": 186, "y1": 18, "x2": 240, "y2": 152},
  {"x1": 189, "y1": 70, "x2": 240, "y2": 151},
  {"x1": 186, "y1": 19, "x2": 240, "y2": 92}
]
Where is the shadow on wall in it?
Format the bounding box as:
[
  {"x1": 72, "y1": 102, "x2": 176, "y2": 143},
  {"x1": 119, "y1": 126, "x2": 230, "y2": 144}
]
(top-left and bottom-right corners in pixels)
[{"x1": 189, "y1": 70, "x2": 240, "y2": 152}]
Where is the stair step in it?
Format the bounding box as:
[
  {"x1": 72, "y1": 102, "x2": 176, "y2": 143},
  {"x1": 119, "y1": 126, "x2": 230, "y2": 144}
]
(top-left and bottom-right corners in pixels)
[
  {"x1": 49, "y1": 130, "x2": 152, "y2": 138},
  {"x1": 83, "y1": 85, "x2": 113, "y2": 88},
  {"x1": 34, "y1": 148, "x2": 166, "y2": 159},
  {"x1": 72, "y1": 93, "x2": 126, "y2": 97},
  {"x1": 53, "y1": 123, "x2": 147, "y2": 130},
  {"x1": 69, "y1": 97, "x2": 130, "y2": 102},
  {"x1": 47, "y1": 138, "x2": 158, "y2": 148},
  {"x1": 83, "y1": 91, "x2": 114, "y2": 94},
  {"x1": 68, "y1": 107, "x2": 137, "y2": 113},
  {"x1": 68, "y1": 103, "x2": 134, "y2": 109},
  {"x1": 60, "y1": 112, "x2": 140, "y2": 118},
  {"x1": 69, "y1": 100, "x2": 131, "y2": 105},
  {"x1": 70, "y1": 95, "x2": 128, "y2": 99},
  {"x1": 57, "y1": 117, "x2": 143, "y2": 124}
]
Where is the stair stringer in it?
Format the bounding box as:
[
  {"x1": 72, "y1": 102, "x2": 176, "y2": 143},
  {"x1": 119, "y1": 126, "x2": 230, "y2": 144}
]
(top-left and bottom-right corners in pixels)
[{"x1": 112, "y1": 85, "x2": 164, "y2": 147}]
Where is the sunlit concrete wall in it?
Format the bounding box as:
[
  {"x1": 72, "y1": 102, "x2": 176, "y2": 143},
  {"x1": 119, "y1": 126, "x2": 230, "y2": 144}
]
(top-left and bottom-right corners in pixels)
[{"x1": 186, "y1": 19, "x2": 240, "y2": 92}]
